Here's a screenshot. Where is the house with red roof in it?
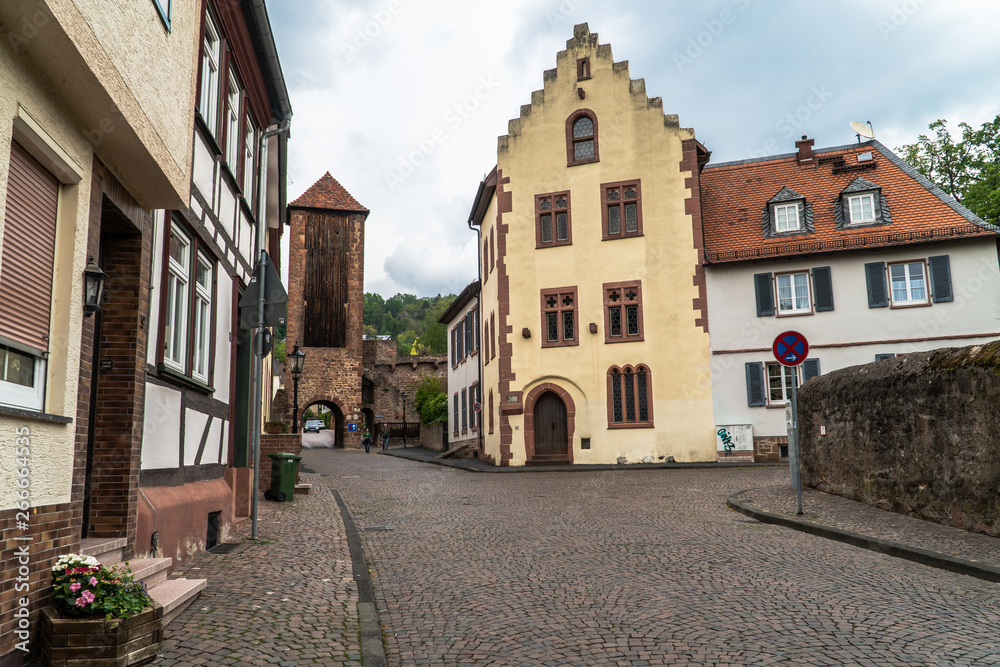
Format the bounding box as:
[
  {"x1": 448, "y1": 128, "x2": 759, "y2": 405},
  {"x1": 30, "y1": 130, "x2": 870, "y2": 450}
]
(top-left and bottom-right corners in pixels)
[{"x1": 701, "y1": 137, "x2": 1000, "y2": 461}]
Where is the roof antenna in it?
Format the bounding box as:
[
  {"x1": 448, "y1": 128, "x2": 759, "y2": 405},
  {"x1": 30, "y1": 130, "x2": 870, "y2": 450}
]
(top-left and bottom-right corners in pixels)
[{"x1": 849, "y1": 120, "x2": 875, "y2": 143}]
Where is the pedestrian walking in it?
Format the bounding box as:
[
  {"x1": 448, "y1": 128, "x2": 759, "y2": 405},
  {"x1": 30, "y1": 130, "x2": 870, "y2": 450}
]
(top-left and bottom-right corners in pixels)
[
  {"x1": 381, "y1": 423, "x2": 390, "y2": 451},
  {"x1": 363, "y1": 428, "x2": 372, "y2": 453}
]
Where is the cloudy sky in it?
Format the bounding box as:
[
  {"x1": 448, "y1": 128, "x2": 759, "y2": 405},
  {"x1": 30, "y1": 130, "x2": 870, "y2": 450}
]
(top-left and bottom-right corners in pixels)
[{"x1": 269, "y1": 0, "x2": 1000, "y2": 298}]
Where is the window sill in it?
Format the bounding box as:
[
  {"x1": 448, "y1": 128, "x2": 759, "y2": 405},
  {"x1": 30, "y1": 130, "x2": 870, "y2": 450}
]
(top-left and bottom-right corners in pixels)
[
  {"x1": 604, "y1": 336, "x2": 645, "y2": 344},
  {"x1": 567, "y1": 157, "x2": 599, "y2": 168},
  {"x1": 540, "y1": 341, "x2": 580, "y2": 349},
  {"x1": 607, "y1": 422, "x2": 654, "y2": 429},
  {"x1": 601, "y1": 233, "x2": 643, "y2": 241},
  {"x1": 890, "y1": 301, "x2": 932, "y2": 309},
  {"x1": 0, "y1": 405, "x2": 72, "y2": 424},
  {"x1": 536, "y1": 240, "x2": 573, "y2": 249},
  {"x1": 775, "y1": 310, "x2": 814, "y2": 318},
  {"x1": 156, "y1": 364, "x2": 215, "y2": 394}
]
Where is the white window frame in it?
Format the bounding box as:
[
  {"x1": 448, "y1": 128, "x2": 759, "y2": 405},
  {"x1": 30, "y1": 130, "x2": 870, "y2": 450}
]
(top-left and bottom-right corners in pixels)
[
  {"x1": 191, "y1": 252, "x2": 213, "y2": 383},
  {"x1": 164, "y1": 228, "x2": 191, "y2": 372},
  {"x1": 848, "y1": 193, "x2": 876, "y2": 224},
  {"x1": 0, "y1": 342, "x2": 46, "y2": 411},
  {"x1": 775, "y1": 271, "x2": 811, "y2": 315},
  {"x1": 773, "y1": 203, "x2": 800, "y2": 232},
  {"x1": 889, "y1": 261, "x2": 928, "y2": 305},
  {"x1": 243, "y1": 117, "x2": 256, "y2": 199},
  {"x1": 199, "y1": 11, "x2": 221, "y2": 137},
  {"x1": 226, "y1": 70, "x2": 242, "y2": 172},
  {"x1": 766, "y1": 362, "x2": 798, "y2": 405}
]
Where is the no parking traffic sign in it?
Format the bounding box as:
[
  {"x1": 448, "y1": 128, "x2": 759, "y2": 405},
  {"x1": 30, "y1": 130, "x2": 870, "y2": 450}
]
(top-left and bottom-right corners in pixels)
[{"x1": 772, "y1": 331, "x2": 809, "y2": 367}]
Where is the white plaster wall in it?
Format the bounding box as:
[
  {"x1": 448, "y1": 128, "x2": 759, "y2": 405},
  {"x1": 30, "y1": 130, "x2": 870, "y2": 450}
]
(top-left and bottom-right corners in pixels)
[
  {"x1": 446, "y1": 297, "x2": 481, "y2": 441},
  {"x1": 238, "y1": 216, "x2": 253, "y2": 266},
  {"x1": 707, "y1": 239, "x2": 1000, "y2": 437},
  {"x1": 213, "y1": 278, "x2": 233, "y2": 404},
  {"x1": 146, "y1": 209, "x2": 166, "y2": 366},
  {"x1": 192, "y1": 133, "x2": 215, "y2": 207},
  {"x1": 141, "y1": 383, "x2": 182, "y2": 470},
  {"x1": 183, "y1": 408, "x2": 209, "y2": 466},
  {"x1": 218, "y1": 180, "x2": 236, "y2": 242}
]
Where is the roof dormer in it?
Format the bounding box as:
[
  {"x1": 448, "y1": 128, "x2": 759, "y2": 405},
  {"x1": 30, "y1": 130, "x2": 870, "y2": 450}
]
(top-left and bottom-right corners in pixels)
[
  {"x1": 762, "y1": 186, "x2": 814, "y2": 238},
  {"x1": 835, "y1": 177, "x2": 891, "y2": 229}
]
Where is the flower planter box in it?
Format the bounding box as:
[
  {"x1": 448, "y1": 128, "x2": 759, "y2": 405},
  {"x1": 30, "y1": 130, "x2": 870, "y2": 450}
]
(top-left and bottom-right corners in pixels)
[{"x1": 40, "y1": 602, "x2": 163, "y2": 667}]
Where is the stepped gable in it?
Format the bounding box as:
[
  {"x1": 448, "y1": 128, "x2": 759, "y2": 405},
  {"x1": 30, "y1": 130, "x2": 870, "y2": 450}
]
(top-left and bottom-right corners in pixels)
[
  {"x1": 499, "y1": 22, "x2": 690, "y2": 152},
  {"x1": 700, "y1": 140, "x2": 998, "y2": 264},
  {"x1": 289, "y1": 172, "x2": 369, "y2": 213}
]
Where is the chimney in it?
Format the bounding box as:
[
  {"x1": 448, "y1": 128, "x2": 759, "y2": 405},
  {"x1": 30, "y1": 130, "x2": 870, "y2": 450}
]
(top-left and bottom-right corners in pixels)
[{"x1": 796, "y1": 135, "x2": 814, "y2": 163}]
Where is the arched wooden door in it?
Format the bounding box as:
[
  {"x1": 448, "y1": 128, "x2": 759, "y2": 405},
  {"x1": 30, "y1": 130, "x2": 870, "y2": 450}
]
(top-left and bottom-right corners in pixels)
[{"x1": 534, "y1": 392, "x2": 568, "y2": 457}]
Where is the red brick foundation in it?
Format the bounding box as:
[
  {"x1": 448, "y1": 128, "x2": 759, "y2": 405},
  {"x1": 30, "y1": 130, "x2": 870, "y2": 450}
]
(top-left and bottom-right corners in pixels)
[{"x1": 754, "y1": 436, "x2": 788, "y2": 462}]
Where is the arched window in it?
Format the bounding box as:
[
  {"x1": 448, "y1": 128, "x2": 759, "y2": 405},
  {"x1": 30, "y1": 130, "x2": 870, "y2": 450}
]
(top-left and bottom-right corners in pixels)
[
  {"x1": 607, "y1": 364, "x2": 653, "y2": 427},
  {"x1": 566, "y1": 110, "x2": 599, "y2": 166}
]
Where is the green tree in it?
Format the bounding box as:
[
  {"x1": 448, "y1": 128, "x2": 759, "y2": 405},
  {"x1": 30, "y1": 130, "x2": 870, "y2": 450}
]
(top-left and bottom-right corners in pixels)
[
  {"x1": 898, "y1": 113, "x2": 1000, "y2": 225},
  {"x1": 415, "y1": 322, "x2": 447, "y2": 354},
  {"x1": 273, "y1": 337, "x2": 286, "y2": 363},
  {"x1": 396, "y1": 330, "x2": 417, "y2": 355},
  {"x1": 414, "y1": 375, "x2": 448, "y2": 425}
]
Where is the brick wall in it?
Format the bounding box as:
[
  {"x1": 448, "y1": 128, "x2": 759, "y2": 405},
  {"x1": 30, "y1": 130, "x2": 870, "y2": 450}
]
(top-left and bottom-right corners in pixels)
[
  {"x1": 0, "y1": 502, "x2": 79, "y2": 661},
  {"x1": 753, "y1": 436, "x2": 788, "y2": 462},
  {"x1": 258, "y1": 434, "x2": 303, "y2": 493},
  {"x1": 361, "y1": 340, "x2": 446, "y2": 446}
]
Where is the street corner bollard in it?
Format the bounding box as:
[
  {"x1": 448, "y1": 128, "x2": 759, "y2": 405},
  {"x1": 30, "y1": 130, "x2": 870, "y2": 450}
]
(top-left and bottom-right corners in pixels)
[{"x1": 264, "y1": 452, "x2": 302, "y2": 502}]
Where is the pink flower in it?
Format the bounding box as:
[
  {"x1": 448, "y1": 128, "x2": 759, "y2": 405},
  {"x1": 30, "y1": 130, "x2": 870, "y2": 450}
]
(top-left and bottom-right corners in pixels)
[
  {"x1": 75, "y1": 590, "x2": 96, "y2": 607},
  {"x1": 89, "y1": 577, "x2": 98, "y2": 586},
  {"x1": 69, "y1": 582, "x2": 81, "y2": 592}
]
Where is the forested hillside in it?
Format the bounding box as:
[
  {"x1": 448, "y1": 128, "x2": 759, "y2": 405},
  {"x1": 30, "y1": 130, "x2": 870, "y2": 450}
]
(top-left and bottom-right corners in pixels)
[{"x1": 363, "y1": 292, "x2": 456, "y2": 355}]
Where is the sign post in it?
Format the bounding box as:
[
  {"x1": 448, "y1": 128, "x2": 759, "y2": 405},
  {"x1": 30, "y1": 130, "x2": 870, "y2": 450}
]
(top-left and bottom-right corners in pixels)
[{"x1": 773, "y1": 331, "x2": 808, "y2": 515}]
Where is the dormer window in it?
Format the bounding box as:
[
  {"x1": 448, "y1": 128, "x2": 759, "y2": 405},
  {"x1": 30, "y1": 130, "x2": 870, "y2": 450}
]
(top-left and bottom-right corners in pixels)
[
  {"x1": 566, "y1": 110, "x2": 599, "y2": 166},
  {"x1": 774, "y1": 203, "x2": 800, "y2": 232},
  {"x1": 837, "y1": 177, "x2": 890, "y2": 229},
  {"x1": 848, "y1": 193, "x2": 875, "y2": 224},
  {"x1": 762, "y1": 187, "x2": 813, "y2": 238}
]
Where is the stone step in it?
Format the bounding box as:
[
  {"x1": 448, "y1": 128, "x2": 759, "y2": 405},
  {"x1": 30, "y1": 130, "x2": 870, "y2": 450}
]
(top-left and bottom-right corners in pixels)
[
  {"x1": 114, "y1": 557, "x2": 172, "y2": 588},
  {"x1": 149, "y1": 577, "x2": 207, "y2": 627},
  {"x1": 80, "y1": 537, "x2": 127, "y2": 566},
  {"x1": 525, "y1": 457, "x2": 571, "y2": 466}
]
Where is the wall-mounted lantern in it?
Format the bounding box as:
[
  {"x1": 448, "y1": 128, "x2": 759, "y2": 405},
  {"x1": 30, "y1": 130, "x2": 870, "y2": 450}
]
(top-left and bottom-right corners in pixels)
[{"x1": 83, "y1": 258, "x2": 107, "y2": 317}]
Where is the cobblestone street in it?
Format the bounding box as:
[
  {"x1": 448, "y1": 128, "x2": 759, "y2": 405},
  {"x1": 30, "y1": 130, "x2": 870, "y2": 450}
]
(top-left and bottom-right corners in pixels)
[{"x1": 317, "y1": 449, "x2": 1000, "y2": 666}]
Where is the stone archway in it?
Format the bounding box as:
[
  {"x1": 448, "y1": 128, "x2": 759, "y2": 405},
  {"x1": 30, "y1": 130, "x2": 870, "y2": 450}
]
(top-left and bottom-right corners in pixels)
[
  {"x1": 524, "y1": 383, "x2": 576, "y2": 465},
  {"x1": 301, "y1": 399, "x2": 345, "y2": 448}
]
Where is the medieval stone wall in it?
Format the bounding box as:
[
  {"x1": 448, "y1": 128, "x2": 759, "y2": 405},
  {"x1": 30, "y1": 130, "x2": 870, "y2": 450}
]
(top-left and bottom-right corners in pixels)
[
  {"x1": 362, "y1": 339, "x2": 446, "y2": 442},
  {"x1": 798, "y1": 341, "x2": 1000, "y2": 536}
]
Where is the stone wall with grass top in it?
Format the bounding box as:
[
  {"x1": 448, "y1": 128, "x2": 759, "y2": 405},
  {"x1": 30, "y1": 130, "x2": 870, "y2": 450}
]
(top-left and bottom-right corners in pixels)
[{"x1": 798, "y1": 340, "x2": 1000, "y2": 537}]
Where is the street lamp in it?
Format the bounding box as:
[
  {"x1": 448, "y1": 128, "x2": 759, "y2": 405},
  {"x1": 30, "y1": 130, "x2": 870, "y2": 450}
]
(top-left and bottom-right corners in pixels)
[
  {"x1": 83, "y1": 258, "x2": 107, "y2": 317},
  {"x1": 288, "y1": 342, "x2": 306, "y2": 434},
  {"x1": 401, "y1": 390, "x2": 407, "y2": 447}
]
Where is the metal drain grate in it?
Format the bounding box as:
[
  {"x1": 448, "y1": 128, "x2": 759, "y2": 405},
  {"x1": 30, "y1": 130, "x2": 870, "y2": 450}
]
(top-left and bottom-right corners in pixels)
[
  {"x1": 359, "y1": 526, "x2": 393, "y2": 532},
  {"x1": 207, "y1": 542, "x2": 243, "y2": 554}
]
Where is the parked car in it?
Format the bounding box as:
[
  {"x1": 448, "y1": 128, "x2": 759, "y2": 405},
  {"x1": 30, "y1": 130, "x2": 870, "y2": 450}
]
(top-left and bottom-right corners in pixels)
[{"x1": 303, "y1": 419, "x2": 324, "y2": 433}]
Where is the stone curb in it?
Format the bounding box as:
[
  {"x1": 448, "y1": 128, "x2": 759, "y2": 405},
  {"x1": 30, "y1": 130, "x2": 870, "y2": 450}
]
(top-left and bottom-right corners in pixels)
[
  {"x1": 333, "y1": 490, "x2": 388, "y2": 667},
  {"x1": 381, "y1": 447, "x2": 782, "y2": 473},
  {"x1": 727, "y1": 488, "x2": 1000, "y2": 584}
]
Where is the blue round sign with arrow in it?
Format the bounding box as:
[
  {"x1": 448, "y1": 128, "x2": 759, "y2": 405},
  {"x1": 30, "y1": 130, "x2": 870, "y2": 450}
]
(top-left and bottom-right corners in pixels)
[{"x1": 772, "y1": 331, "x2": 809, "y2": 367}]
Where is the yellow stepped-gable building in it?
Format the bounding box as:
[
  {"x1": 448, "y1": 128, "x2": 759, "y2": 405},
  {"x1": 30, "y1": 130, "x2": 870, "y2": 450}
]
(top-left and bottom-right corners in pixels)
[{"x1": 469, "y1": 23, "x2": 715, "y2": 466}]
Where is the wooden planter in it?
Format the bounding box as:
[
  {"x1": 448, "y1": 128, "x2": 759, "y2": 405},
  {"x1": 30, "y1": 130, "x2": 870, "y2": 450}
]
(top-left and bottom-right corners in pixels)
[{"x1": 40, "y1": 602, "x2": 163, "y2": 667}]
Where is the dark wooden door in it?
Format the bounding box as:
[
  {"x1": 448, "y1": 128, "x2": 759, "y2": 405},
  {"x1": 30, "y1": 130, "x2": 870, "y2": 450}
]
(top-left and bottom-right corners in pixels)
[{"x1": 534, "y1": 392, "x2": 567, "y2": 456}]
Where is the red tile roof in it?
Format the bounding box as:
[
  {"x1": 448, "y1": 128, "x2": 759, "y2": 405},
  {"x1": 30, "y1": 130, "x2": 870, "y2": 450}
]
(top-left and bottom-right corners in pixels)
[
  {"x1": 288, "y1": 172, "x2": 369, "y2": 213},
  {"x1": 700, "y1": 141, "x2": 996, "y2": 264}
]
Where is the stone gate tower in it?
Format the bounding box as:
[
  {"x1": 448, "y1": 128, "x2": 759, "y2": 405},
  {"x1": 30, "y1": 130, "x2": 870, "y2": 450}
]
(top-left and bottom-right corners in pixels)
[{"x1": 286, "y1": 173, "x2": 368, "y2": 447}]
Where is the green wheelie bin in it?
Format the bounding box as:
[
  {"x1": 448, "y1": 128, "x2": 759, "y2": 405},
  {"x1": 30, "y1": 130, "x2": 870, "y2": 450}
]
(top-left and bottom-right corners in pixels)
[{"x1": 264, "y1": 452, "x2": 301, "y2": 502}]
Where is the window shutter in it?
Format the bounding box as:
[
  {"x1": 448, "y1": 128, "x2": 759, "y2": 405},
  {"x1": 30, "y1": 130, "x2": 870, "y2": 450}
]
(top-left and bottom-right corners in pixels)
[
  {"x1": 754, "y1": 273, "x2": 774, "y2": 317},
  {"x1": 865, "y1": 262, "x2": 888, "y2": 308},
  {"x1": 745, "y1": 362, "x2": 765, "y2": 407},
  {"x1": 928, "y1": 255, "x2": 953, "y2": 303},
  {"x1": 812, "y1": 266, "x2": 834, "y2": 312},
  {"x1": 0, "y1": 142, "x2": 59, "y2": 353},
  {"x1": 802, "y1": 358, "x2": 820, "y2": 383}
]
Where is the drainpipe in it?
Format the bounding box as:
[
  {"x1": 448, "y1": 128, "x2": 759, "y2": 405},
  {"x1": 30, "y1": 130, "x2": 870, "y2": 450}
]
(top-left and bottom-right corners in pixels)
[
  {"x1": 467, "y1": 217, "x2": 483, "y2": 458},
  {"x1": 251, "y1": 119, "x2": 290, "y2": 541}
]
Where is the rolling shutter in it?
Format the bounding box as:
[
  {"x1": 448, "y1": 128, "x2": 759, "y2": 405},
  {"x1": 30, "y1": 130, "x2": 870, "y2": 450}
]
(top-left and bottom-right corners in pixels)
[
  {"x1": 0, "y1": 141, "x2": 58, "y2": 353},
  {"x1": 745, "y1": 362, "x2": 765, "y2": 407},
  {"x1": 754, "y1": 273, "x2": 774, "y2": 317},
  {"x1": 865, "y1": 262, "x2": 888, "y2": 308},
  {"x1": 812, "y1": 266, "x2": 834, "y2": 312},
  {"x1": 928, "y1": 255, "x2": 953, "y2": 303}
]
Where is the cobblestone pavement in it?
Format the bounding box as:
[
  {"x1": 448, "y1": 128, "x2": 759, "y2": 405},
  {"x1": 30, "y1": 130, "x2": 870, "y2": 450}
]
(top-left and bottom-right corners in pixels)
[
  {"x1": 153, "y1": 473, "x2": 361, "y2": 666},
  {"x1": 310, "y1": 448, "x2": 1000, "y2": 667},
  {"x1": 734, "y1": 486, "x2": 1000, "y2": 572}
]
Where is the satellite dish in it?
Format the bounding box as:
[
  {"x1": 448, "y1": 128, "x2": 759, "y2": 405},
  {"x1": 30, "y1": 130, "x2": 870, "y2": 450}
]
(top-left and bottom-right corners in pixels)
[{"x1": 850, "y1": 121, "x2": 875, "y2": 141}]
